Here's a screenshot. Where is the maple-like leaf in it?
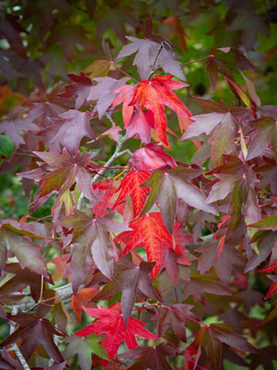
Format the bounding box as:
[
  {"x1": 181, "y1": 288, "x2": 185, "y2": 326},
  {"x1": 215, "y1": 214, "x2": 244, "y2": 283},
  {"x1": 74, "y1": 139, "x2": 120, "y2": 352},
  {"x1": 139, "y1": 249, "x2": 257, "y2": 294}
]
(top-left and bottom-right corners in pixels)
[
  {"x1": 122, "y1": 212, "x2": 176, "y2": 278},
  {"x1": 0, "y1": 118, "x2": 38, "y2": 153},
  {"x1": 92, "y1": 180, "x2": 124, "y2": 217},
  {"x1": 152, "y1": 304, "x2": 197, "y2": 342},
  {"x1": 183, "y1": 274, "x2": 231, "y2": 304},
  {"x1": 51, "y1": 110, "x2": 96, "y2": 155},
  {"x1": 197, "y1": 242, "x2": 244, "y2": 280},
  {"x1": 70, "y1": 287, "x2": 98, "y2": 324},
  {"x1": 63, "y1": 334, "x2": 109, "y2": 370},
  {"x1": 245, "y1": 231, "x2": 277, "y2": 273},
  {"x1": 91, "y1": 258, "x2": 161, "y2": 324},
  {"x1": 246, "y1": 117, "x2": 277, "y2": 160},
  {"x1": 112, "y1": 170, "x2": 150, "y2": 218},
  {"x1": 111, "y1": 84, "x2": 135, "y2": 128},
  {"x1": 76, "y1": 303, "x2": 156, "y2": 359},
  {"x1": 119, "y1": 343, "x2": 177, "y2": 370},
  {"x1": 141, "y1": 166, "x2": 217, "y2": 234},
  {"x1": 0, "y1": 347, "x2": 22, "y2": 370},
  {"x1": 59, "y1": 72, "x2": 93, "y2": 109},
  {"x1": 129, "y1": 143, "x2": 177, "y2": 171},
  {"x1": 0, "y1": 221, "x2": 48, "y2": 277},
  {"x1": 181, "y1": 100, "x2": 240, "y2": 165},
  {"x1": 263, "y1": 275, "x2": 277, "y2": 300},
  {"x1": 129, "y1": 75, "x2": 191, "y2": 146},
  {"x1": 117, "y1": 14, "x2": 185, "y2": 81},
  {"x1": 0, "y1": 263, "x2": 52, "y2": 302},
  {"x1": 20, "y1": 149, "x2": 99, "y2": 210},
  {"x1": 126, "y1": 110, "x2": 155, "y2": 143},
  {"x1": 60, "y1": 210, "x2": 130, "y2": 293},
  {"x1": 0, "y1": 313, "x2": 65, "y2": 362},
  {"x1": 205, "y1": 47, "x2": 256, "y2": 90},
  {"x1": 192, "y1": 323, "x2": 261, "y2": 370},
  {"x1": 88, "y1": 77, "x2": 129, "y2": 118}
]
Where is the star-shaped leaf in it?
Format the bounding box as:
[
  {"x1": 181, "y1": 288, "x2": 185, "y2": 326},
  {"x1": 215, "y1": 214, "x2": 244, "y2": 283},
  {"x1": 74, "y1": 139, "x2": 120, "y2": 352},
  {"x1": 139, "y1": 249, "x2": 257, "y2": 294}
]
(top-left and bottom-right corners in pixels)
[
  {"x1": 129, "y1": 75, "x2": 191, "y2": 146},
  {"x1": 0, "y1": 222, "x2": 47, "y2": 277},
  {"x1": 192, "y1": 323, "x2": 261, "y2": 370},
  {"x1": 112, "y1": 170, "x2": 150, "y2": 218},
  {"x1": 76, "y1": 303, "x2": 156, "y2": 359},
  {"x1": 152, "y1": 304, "x2": 197, "y2": 342},
  {"x1": 0, "y1": 313, "x2": 65, "y2": 362},
  {"x1": 70, "y1": 287, "x2": 98, "y2": 323},
  {"x1": 60, "y1": 211, "x2": 130, "y2": 293},
  {"x1": 91, "y1": 258, "x2": 161, "y2": 324},
  {"x1": 117, "y1": 14, "x2": 185, "y2": 81},
  {"x1": 63, "y1": 334, "x2": 109, "y2": 370},
  {"x1": 119, "y1": 343, "x2": 177, "y2": 370},
  {"x1": 122, "y1": 212, "x2": 175, "y2": 278},
  {"x1": 141, "y1": 166, "x2": 217, "y2": 234}
]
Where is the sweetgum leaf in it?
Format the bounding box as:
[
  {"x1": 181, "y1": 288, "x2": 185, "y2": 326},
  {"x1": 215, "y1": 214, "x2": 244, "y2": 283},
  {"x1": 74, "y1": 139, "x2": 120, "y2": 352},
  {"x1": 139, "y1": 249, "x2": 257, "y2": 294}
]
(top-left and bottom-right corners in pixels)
[
  {"x1": 129, "y1": 143, "x2": 177, "y2": 171},
  {"x1": 192, "y1": 323, "x2": 261, "y2": 370},
  {"x1": 152, "y1": 304, "x2": 198, "y2": 342},
  {"x1": 141, "y1": 167, "x2": 217, "y2": 234},
  {"x1": 246, "y1": 117, "x2": 277, "y2": 160},
  {"x1": 0, "y1": 222, "x2": 48, "y2": 277},
  {"x1": 248, "y1": 346, "x2": 277, "y2": 370},
  {"x1": 0, "y1": 314, "x2": 65, "y2": 362},
  {"x1": 117, "y1": 14, "x2": 184, "y2": 81},
  {"x1": 205, "y1": 47, "x2": 256, "y2": 90},
  {"x1": 56, "y1": 110, "x2": 96, "y2": 155},
  {"x1": 76, "y1": 303, "x2": 156, "y2": 359},
  {"x1": 183, "y1": 274, "x2": 231, "y2": 304},
  {"x1": 122, "y1": 212, "x2": 175, "y2": 278},
  {"x1": 22, "y1": 149, "x2": 100, "y2": 210},
  {"x1": 111, "y1": 84, "x2": 135, "y2": 128},
  {"x1": 0, "y1": 263, "x2": 52, "y2": 302},
  {"x1": 59, "y1": 72, "x2": 93, "y2": 109},
  {"x1": 0, "y1": 134, "x2": 14, "y2": 159},
  {"x1": 129, "y1": 76, "x2": 191, "y2": 146},
  {"x1": 63, "y1": 334, "x2": 109, "y2": 370},
  {"x1": 70, "y1": 288, "x2": 98, "y2": 324},
  {"x1": 119, "y1": 343, "x2": 177, "y2": 370},
  {"x1": 60, "y1": 210, "x2": 130, "y2": 293},
  {"x1": 112, "y1": 170, "x2": 150, "y2": 218},
  {"x1": 92, "y1": 258, "x2": 161, "y2": 324}
]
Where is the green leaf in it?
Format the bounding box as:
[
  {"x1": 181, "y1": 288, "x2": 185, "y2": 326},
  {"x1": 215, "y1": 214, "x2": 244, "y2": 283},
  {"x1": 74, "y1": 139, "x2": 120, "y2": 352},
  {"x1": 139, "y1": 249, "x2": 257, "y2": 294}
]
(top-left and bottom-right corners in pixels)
[
  {"x1": 0, "y1": 134, "x2": 14, "y2": 159},
  {"x1": 63, "y1": 334, "x2": 109, "y2": 370}
]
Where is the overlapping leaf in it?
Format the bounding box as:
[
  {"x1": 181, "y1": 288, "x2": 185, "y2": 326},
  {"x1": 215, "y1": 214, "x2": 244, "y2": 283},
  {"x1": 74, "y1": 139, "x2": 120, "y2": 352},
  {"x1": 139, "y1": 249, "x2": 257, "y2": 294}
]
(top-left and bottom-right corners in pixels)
[
  {"x1": 60, "y1": 210, "x2": 130, "y2": 293},
  {"x1": 122, "y1": 212, "x2": 176, "y2": 278},
  {"x1": 112, "y1": 170, "x2": 150, "y2": 218},
  {"x1": 63, "y1": 334, "x2": 109, "y2": 370},
  {"x1": 192, "y1": 323, "x2": 261, "y2": 370},
  {"x1": 119, "y1": 343, "x2": 177, "y2": 370},
  {"x1": 0, "y1": 314, "x2": 65, "y2": 362},
  {"x1": 129, "y1": 75, "x2": 191, "y2": 146},
  {"x1": 76, "y1": 303, "x2": 156, "y2": 359},
  {"x1": 20, "y1": 149, "x2": 100, "y2": 210},
  {"x1": 91, "y1": 258, "x2": 161, "y2": 324},
  {"x1": 0, "y1": 222, "x2": 47, "y2": 277}
]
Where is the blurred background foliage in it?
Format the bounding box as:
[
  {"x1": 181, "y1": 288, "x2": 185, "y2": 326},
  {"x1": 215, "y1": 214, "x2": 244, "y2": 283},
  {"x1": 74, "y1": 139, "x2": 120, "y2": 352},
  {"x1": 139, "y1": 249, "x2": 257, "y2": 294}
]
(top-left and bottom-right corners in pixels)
[{"x1": 0, "y1": 0, "x2": 277, "y2": 220}]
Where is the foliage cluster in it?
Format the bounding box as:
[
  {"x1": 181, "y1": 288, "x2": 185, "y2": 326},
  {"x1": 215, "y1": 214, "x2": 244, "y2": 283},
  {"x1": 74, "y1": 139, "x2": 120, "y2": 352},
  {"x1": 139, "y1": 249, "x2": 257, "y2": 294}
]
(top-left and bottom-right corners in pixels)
[{"x1": 1, "y1": 1, "x2": 277, "y2": 370}]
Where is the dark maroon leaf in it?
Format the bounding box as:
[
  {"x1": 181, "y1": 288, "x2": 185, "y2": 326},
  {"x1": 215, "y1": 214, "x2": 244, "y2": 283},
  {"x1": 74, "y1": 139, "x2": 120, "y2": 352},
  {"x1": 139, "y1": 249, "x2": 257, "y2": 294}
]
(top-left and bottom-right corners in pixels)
[
  {"x1": 92, "y1": 258, "x2": 162, "y2": 324},
  {"x1": 152, "y1": 304, "x2": 198, "y2": 342},
  {"x1": 0, "y1": 314, "x2": 65, "y2": 362},
  {"x1": 60, "y1": 211, "x2": 130, "y2": 293},
  {"x1": 119, "y1": 343, "x2": 177, "y2": 370}
]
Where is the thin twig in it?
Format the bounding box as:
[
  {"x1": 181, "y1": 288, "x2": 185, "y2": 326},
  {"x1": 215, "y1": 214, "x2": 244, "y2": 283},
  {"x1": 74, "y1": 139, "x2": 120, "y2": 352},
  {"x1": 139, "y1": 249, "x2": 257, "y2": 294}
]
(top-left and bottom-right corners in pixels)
[
  {"x1": 77, "y1": 135, "x2": 130, "y2": 210},
  {"x1": 181, "y1": 55, "x2": 211, "y2": 66},
  {"x1": 111, "y1": 61, "x2": 139, "y2": 83},
  {"x1": 9, "y1": 307, "x2": 31, "y2": 370}
]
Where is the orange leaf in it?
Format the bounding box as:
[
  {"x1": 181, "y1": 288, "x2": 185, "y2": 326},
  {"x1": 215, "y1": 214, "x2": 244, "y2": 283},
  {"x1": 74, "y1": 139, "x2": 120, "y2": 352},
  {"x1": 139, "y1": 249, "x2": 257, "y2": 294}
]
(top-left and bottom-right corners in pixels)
[{"x1": 70, "y1": 287, "x2": 98, "y2": 323}]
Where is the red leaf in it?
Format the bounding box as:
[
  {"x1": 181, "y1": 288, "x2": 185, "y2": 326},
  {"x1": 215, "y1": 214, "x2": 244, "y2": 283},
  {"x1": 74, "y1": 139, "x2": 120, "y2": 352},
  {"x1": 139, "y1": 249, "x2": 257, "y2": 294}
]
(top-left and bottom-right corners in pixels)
[
  {"x1": 129, "y1": 75, "x2": 191, "y2": 146},
  {"x1": 76, "y1": 303, "x2": 156, "y2": 359},
  {"x1": 129, "y1": 143, "x2": 177, "y2": 171},
  {"x1": 112, "y1": 170, "x2": 150, "y2": 218},
  {"x1": 122, "y1": 212, "x2": 174, "y2": 278}
]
